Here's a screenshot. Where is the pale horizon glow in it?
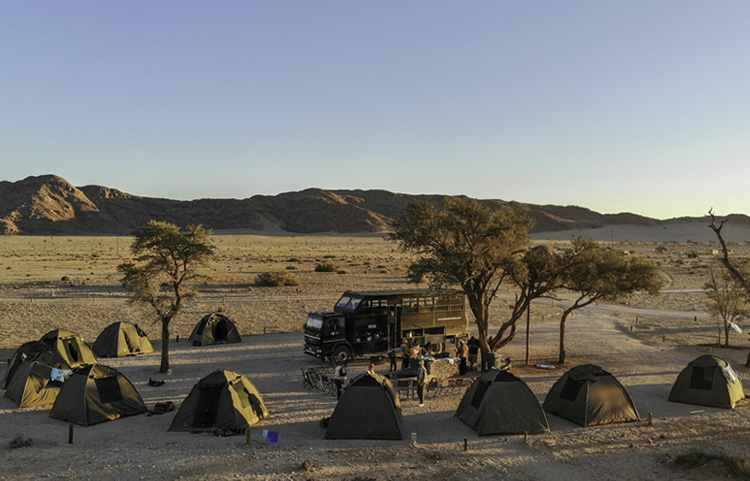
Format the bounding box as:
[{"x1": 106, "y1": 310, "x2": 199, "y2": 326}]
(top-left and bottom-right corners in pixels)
[{"x1": 3, "y1": 2, "x2": 750, "y2": 220}]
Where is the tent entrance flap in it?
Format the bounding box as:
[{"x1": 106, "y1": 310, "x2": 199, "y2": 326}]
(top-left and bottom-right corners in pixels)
[{"x1": 195, "y1": 386, "x2": 223, "y2": 427}]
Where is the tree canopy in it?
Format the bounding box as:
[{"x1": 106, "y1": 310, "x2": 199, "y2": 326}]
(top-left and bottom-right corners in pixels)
[
  {"x1": 556, "y1": 237, "x2": 662, "y2": 363},
  {"x1": 390, "y1": 197, "x2": 534, "y2": 364},
  {"x1": 118, "y1": 220, "x2": 216, "y2": 373}
]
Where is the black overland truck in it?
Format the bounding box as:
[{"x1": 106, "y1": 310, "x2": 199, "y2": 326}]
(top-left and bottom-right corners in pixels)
[{"x1": 303, "y1": 289, "x2": 468, "y2": 362}]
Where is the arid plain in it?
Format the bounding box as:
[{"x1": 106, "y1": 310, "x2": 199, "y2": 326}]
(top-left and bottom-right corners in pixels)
[{"x1": 1, "y1": 233, "x2": 749, "y2": 480}]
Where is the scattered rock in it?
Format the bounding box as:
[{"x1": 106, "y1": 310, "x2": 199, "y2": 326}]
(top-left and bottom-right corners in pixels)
[{"x1": 10, "y1": 437, "x2": 33, "y2": 448}]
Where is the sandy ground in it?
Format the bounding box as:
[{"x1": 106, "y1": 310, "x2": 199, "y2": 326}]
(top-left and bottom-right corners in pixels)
[{"x1": 1, "y1": 235, "x2": 749, "y2": 480}]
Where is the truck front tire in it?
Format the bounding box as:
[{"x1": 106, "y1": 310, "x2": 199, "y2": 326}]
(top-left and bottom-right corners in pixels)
[{"x1": 332, "y1": 345, "x2": 353, "y2": 363}]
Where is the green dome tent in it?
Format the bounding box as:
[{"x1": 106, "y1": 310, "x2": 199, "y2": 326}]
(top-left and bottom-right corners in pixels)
[
  {"x1": 3, "y1": 340, "x2": 52, "y2": 390},
  {"x1": 455, "y1": 370, "x2": 549, "y2": 435},
  {"x1": 50, "y1": 364, "x2": 147, "y2": 426},
  {"x1": 543, "y1": 364, "x2": 639, "y2": 427},
  {"x1": 40, "y1": 329, "x2": 97, "y2": 367},
  {"x1": 325, "y1": 372, "x2": 403, "y2": 440},
  {"x1": 93, "y1": 321, "x2": 154, "y2": 358},
  {"x1": 169, "y1": 370, "x2": 268, "y2": 435},
  {"x1": 189, "y1": 313, "x2": 242, "y2": 346},
  {"x1": 4, "y1": 351, "x2": 70, "y2": 408},
  {"x1": 668, "y1": 355, "x2": 745, "y2": 409}
]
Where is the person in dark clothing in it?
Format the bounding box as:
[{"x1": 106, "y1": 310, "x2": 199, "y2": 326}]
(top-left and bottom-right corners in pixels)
[
  {"x1": 387, "y1": 348, "x2": 398, "y2": 372},
  {"x1": 467, "y1": 336, "x2": 480, "y2": 369}
]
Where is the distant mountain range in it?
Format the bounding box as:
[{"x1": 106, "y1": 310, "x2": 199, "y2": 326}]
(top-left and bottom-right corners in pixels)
[{"x1": 1, "y1": 174, "x2": 749, "y2": 242}]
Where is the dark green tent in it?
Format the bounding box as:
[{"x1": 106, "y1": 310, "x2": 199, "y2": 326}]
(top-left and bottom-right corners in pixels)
[
  {"x1": 40, "y1": 329, "x2": 97, "y2": 367},
  {"x1": 668, "y1": 355, "x2": 745, "y2": 409},
  {"x1": 543, "y1": 364, "x2": 639, "y2": 427},
  {"x1": 49, "y1": 364, "x2": 147, "y2": 426},
  {"x1": 3, "y1": 341, "x2": 51, "y2": 390},
  {"x1": 93, "y1": 321, "x2": 154, "y2": 358},
  {"x1": 455, "y1": 370, "x2": 549, "y2": 435},
  {"x1": 4, "y1": 351, "x2": 70, "y2": 408},
  {"x1": 189, "y1": 313, "x2": 242, "y2": 346},
  {"x1": 169, "y1": 370, "x2": 268, "y2": 434},
  {"x1": 325, "y1": 372, "x2": 403, "y2": 440}
]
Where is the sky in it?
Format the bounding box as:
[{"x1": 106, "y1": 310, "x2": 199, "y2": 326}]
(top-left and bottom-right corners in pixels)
[{"x1": 2, "y1": 2, "x2": 750, "y2": 220}]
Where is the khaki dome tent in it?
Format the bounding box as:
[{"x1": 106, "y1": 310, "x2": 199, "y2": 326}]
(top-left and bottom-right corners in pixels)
[
  {"x1": 3, "y1": 340, "x2": 52, "y2": 390},
  {"x1": 543, "y1": 364, "x2": 639, "y2": 427},
  {"x1": 189, "y1": 313, "x2": 242, "y2": 346},
  {"x1": 93, "y1": 321, "x2": 154, "y2": 358},
  {"x1": 5, "y1": 351, "x2": 70, "y2": 408},
  {"x1": 455, "y1": 370, "x2": 549, "y2": 435},
  {"x1": 325, "y1": 372, "x2": 403, "y2": 440},
  {"x1": 668, "y1": 355, "x2": 745, "y2": 409},
  {"x1": 169, "y1": 370, "x2": 268, "y2": 434},
  {"x1": 40, "y1": 329, "x2": 97, "y2": 367},
  {"x1": 50, "y1": 364, "x2": 147, "y2": 426}
]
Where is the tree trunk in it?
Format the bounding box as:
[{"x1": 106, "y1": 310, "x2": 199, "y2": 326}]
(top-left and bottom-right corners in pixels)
[
  {"x1": 558, "y1": 311, "x2": 571, "y2": 364},
  {"x1": 160, "y1": 318, "x2": 171, "y2": 373}
]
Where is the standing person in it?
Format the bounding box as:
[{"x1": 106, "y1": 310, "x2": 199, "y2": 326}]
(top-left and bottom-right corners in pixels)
[
  {"x1": 457, "y1": 340, "x2": 469, "y2": 376},
  {"x1": 410, "y1": 342, "x2": 421, "y2": 365},
  {"x1": 402, "y1": 340, "x2": 411, "y2": 370},
  {"x1": 387, "y1": 348, "x2": 398, "y2": 372},
  {"x1": 333, "y1": 361, "x2": 348, "y2": 399},
  {"x1": 416, "y1": 359, "x2": 428, "y2": 407},
  {"x1": 467, "y1": 336, "x2": 480, "y2": 369}
]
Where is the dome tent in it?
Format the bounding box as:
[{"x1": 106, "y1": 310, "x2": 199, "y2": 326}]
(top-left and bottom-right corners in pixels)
[
  {"x1": 3, "y1": 340, "x2": 52, "y2": 390},
  {"x1": 189, "y1": 313, "x2": 242, "y2": 346},
  {"x1": 169, "y1": 370, "x2": 268, "y2": 435},
  {"x1": 40, "y1": 329, "x2": 97, "y2": 367},
  {"x1": 668, "y1": 354, "x2": 745, "y2": 409},
  {"x1": 325, "y1": 372, "x2": 403, "y2": 440},
  {"x1": 93, "y1": 321, "x2": 154, "y2": 358},
  {"x1": 4, "y1": 351, "x2": 70, "y2": 408},
  {"x1": 50, "y1": 364, "x2": 147, "y2": 426},
  {"x1": 455, "y1": 369, "x2": 549, "y2": 435},
  {"x1": 543, "y1": 364, "x2": 639, "y2": 427}
]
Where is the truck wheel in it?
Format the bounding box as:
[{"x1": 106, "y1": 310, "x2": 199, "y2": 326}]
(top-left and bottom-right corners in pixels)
[
  {"x1": 332, "y1": 345, "x2": 353, "y2": 363},
  {"x1": 431, "y1": 342, "x2": 444, "y2": 354}
]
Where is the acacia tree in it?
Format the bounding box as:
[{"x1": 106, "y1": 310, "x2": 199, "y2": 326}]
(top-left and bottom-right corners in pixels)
[
  {"x1": 390, "y1": 197, "x2": 534, "y2": 366},
  {"x1": 705, "y1": 265, "x2": 747, "y2": 347},
  {"x1": 708, "y1": 211, "x2": 750, "y2": 366},
  {"x1": 118, "y1": 221, "x2": 216, "y2": 373},
  {"x1": 557, "y1": 238, "x2": 662, "y2": 363}
]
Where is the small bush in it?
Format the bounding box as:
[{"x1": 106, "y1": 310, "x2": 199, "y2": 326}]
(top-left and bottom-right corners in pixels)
[
  {"x1": 255, "y1": 271, "x2": 299, "y2": 287},
  {"x1": 673, "y1": 450, "x2": 750, "y2": 478},
  {"x1": 315, "y1": 262, "x2": 338, "y2": 273}
]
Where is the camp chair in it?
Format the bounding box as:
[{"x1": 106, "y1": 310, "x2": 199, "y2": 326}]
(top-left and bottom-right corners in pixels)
[
  {"x1": 301, "y1": 368, "x2": 314, "y2": 391},
  {"x1": 396, "y1": 378, "x2": 415, "y2": 400},
  {"x1": 428, "y1": 378, "x2": 450, "y2": 398}
]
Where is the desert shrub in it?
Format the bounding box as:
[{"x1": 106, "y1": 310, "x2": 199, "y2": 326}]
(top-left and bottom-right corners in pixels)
[
  {"x1": 315, "y1": 261, "x2": 339, "y2": 273},
  {"x1": 255, "y1": 271, "x2": 299, "y2": 287},
  {"x1": 286, "y1": 257, "x2": 301, "y2": 263},
  {"x1": 285, "y1": 265, "x2": 298, "y2": 270},
  {"x1": 673, "y1": 450, "x2": 750, "y2": 478}
]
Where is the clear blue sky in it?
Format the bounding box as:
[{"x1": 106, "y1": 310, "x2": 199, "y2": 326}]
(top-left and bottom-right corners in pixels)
[{"x1": 3, "y1": 2, "x2": 749, "y2": 219}]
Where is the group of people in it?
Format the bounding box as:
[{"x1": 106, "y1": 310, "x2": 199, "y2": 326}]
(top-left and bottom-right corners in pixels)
[
  {"x1": 332, "y1": 335, "x2": 485, "y2": 407},
  {"x1": 385, "y1": 339, "x2": 439, "y2": 372},
  {"x1": 457, "y1": 335, "x2": 480, "y2": 375}
]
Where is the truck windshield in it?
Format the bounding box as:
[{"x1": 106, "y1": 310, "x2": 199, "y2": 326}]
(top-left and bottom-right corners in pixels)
[
  {"x1": 305, "y1": 316, "x2": 324, "y2": 330},
  {"x1": 335, "y1": 295, "x2": 362, "y2": 311}
]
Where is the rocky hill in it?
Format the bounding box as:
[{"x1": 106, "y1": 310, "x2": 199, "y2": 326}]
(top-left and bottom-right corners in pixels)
[{"x1": 1, "y1": 174, "x2": 748, "y2": 242}]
